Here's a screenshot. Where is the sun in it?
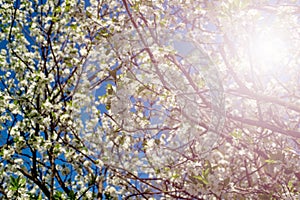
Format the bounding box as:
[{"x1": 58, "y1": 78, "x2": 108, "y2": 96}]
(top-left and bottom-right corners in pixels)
[
  {"x1": 249, "y1": 28, "x2": 288, "y2": 71},
  {"x1": 230, "y1": 8, "x2": 294, "y2": 75}
]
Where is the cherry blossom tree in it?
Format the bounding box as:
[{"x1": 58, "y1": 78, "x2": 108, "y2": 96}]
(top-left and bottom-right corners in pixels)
[{"x1": 0, "y1": 0, "x2": 299, "y2": 199}]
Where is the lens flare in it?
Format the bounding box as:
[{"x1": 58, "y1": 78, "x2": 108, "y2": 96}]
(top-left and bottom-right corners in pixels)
[
  {"x1": 247, "y1": 17, "x2": 293, "y2": 72},
  {"x1": 249, "y1": 29, "x2": 288, "y2": 70}
]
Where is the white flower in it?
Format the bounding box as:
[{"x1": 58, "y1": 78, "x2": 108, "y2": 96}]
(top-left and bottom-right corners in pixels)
[
  {"x1": 5, "y1": 71, "x2": 11, "y2": 77},
  {"x1": 56, "y1": 165, "x2": 62, "y2": 171},
  {"x1": 145, "y1": 139, "x2": 155, "y2": 149},
  {"x1": 80, "y1": 48, "x2": 87, "y2": 56},
  {"x1": 3, "y1": 148, "x2": 14, "y2": 160},
  {"x1": 61, "y1": 167, "x2": 70, "y2": 176},
  {"x1": 63, "y1": 68, "x2": 70, "y2": 75},
  {"x1": 6, "y1": 190, "x2": 13, "y2": 198},
  {"x1": 14, "y1": 158, "x2": 23, "y2": 164},
  {"x1": 95, "y1": 159, "x2": 104, "y2": 168},
  {"x1": 0, "y1": 49, "x2": 6, "y2": 55},
  {"x1": 83, "y1": 160, "x2": 90, "y2": 167},
  {"x1": 105, "y1": 186, "x2": 117, "y2": 195}
]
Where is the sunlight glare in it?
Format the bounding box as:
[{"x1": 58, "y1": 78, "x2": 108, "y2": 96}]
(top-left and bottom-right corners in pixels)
[{"x1": 249, "y1": 28, "x2": 288, "y2": 71}]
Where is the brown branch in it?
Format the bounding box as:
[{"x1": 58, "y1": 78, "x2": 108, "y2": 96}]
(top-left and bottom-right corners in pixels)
[
  {"x1": 122, "y1": 0, "x2": 170, "y2": 90},
  {"x1": 16, "y1": 167, "x2": 50, "y2": 199},
  {"x1": 227, "y1": 114, "x2": 300, "y2": 138}
]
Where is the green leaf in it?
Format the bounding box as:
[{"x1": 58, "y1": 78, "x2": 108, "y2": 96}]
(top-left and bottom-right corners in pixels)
[
  {"x1": 65, "y1": 0, "x2": 71, "y2": 12},
  {"x1": 172, "y1": 174, "x2": 180, "y2": 179},
  {"x1": 70, "y1": 24, "x2": 77, "y2": 31},
  {"x1": 9, "y1": 176, "x2": 25, "y2": 191},
  {"x1": 102, "y1": 156, "x2": 109, "y2": 161},
  {"x1": 119, "y1": 135, "x2": 125, "y2": 145},
  {"x1": 155, "y1": 138, "x2": 160, "y2": 145},
  {"x1": 137, "y1": 86, "x2": 146, "y2": 95},
  {"x1": 54, "y1": 6, "x2": 62, "y2": 14},
  {"x1": 223, "y1": 177, "x2": 230, "y2": 187},
  {"x1": 104, "y1": 193, "x2": 113, "y2": 200},
  {"x1": 19, "y1": 177, "x2": 26, "y2": 186},
  {"x1": 288, "y1": 180, "x2": 294, "y2": 191},
  {"x1": 106, "y1": 99, "x2": 111, "y2": 110},
  {"x1": 86, "y1": 11, "x2": 92, "y2": 18},
  {"x1": 100, "y1": 29, "x2": 110, "y2": 38},
  {"x1": 52, "y1": 16, "x2": 59, "y2": 22},
  {"x1": 133, "y1": 2, "x2": 140, "y2": 11},
  {"x1": 68, "y1": 190, "x2": 76, "y2": 200},
  {"x1": 106, "y1": 84, "x2": 113, "y2": 95},
  {"x1": 203, "y1": 168, "x2": 210, "y2": 178},
  {"x1": 230, "y1": 129, "x2": 242, "y2": 139},
  {"x1": 265, "y1": 159, "x2": 277, "y2": 164},
  {"x1": 155, "y1": 168, "x2": 161, "y2": 174},
  {"x1": 193, "y1": 175, "x2": 209, "y2": 185},
  {"x1": 164, "y1": 167, "x2": 170, "y2": 172},
  {"x1": 10, "y1": 176, "x2": 18, "y2": 191},
  {"x1": 108, "y1": 69, "x2": 117, "y2": 82}
]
